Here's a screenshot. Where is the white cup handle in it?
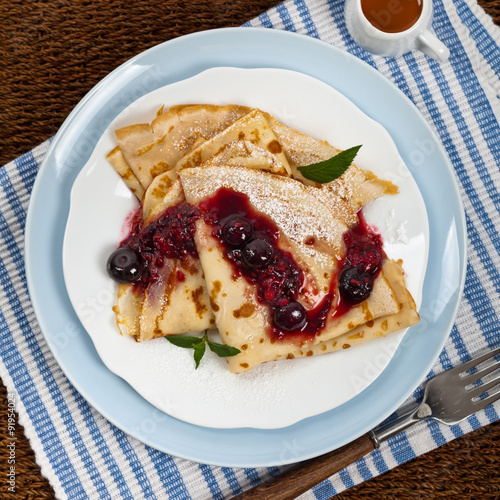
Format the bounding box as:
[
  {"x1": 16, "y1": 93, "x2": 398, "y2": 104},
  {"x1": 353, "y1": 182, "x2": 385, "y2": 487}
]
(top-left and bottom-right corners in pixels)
[{"x1": 417, "y1": 30, "x2": 450, "y2": 61}]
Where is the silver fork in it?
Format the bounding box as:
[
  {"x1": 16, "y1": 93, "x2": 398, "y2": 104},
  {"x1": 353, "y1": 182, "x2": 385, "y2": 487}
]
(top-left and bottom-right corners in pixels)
[
  {"x1": 235, "y1": 345, "x2": 500, "y2": 500},
  {"x1": 373, "y1": 344, "x2": 500, "y2": 444}
]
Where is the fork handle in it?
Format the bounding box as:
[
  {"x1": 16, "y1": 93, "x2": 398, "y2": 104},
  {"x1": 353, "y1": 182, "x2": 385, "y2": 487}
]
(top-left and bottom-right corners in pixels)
[{"x1": 232, "y1": 433, "x2": 376, "y2": 500}]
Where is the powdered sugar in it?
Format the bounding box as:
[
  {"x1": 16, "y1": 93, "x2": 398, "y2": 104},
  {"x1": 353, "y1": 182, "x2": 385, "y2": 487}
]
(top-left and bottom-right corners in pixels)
[
  {"x1": 180, "y1": 165, "x2": 347, "y2": 269},
  {"x1": 384, "y1": 208, "x2": 409, "y2": 244}
]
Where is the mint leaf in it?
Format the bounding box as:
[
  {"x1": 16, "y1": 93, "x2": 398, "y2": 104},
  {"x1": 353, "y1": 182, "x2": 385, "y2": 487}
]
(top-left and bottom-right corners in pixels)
[
  {"x1": 165, "y1": 332, "x2": 240, "y2": 369},
  {"x1": 166, "y1": 335, "x2": 202, "y2": 349},
  {"x1": 193, "y1": 342, "x2": 206, "y2": 369},
  {"x1": 207, "y1": 340, "x2": 241, "y2": 358},
  {"x1": 297, "y1": 145, "x2": 362, "y2": 184}
]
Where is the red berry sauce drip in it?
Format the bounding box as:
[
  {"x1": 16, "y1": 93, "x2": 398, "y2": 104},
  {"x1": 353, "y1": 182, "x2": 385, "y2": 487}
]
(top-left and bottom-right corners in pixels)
[
  {"x1": 120, "y1": 202, "x2": 200, "y2": 289},
  {"x1": 201, "y1": 188, "x2": 303, "y2": 305},
  {"x1": 345, "y1": 211, "x2": 384, "y2": 273},
  {"x1": 201, "y1": 187, "x2": 338, "y2": 340},
  {"x1": 120, "y1": 205, "x2": 144, "y2": 241},
  {"x1": 334, "y1": 210, "x2": 386, "y2": 317}
]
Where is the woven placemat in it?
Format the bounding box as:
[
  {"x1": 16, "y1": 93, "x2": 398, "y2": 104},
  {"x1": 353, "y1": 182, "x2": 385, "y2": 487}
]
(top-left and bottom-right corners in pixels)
[{"x1": 1, "y1": 1, "x2": 499, "y2": 499}]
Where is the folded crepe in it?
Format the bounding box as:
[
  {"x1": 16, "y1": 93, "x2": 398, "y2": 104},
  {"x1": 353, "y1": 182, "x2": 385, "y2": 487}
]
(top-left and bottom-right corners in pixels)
[
  {"x1": 179, "y1": 165, "x2": 418, "y2": 373},
  {"x1": 106, "y1": 146, "x2": 145, "y2": 200},
  {"x1": 280, "y1": 258, "x2": 419, "y2": 361},
  {"x1": 112, "y1": 107, "x2": 293, "y2": 340},
  {"x1": 112, "y1": 176, "x2": 215, "y2": 341},
  {"x1": 107, "y1": 104, "x2": 418, "y2": 371},
  {"x1": 142, "y1": 108, "x2": 291, "y2": 223},
  {"x1": 110, "y1": 104, "x2": 251, "y2": 190}
]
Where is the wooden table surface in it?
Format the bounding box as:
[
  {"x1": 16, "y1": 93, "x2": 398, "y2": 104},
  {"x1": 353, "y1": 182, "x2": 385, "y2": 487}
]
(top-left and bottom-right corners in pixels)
[{"x1": 0, "y1": 1, "x2": 499, "y2": 499}]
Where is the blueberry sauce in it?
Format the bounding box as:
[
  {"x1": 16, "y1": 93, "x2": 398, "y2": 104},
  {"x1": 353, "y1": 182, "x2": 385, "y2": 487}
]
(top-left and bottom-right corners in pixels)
[
  {"x1": 111, "y1": 187, "x2": 386, "y2": 341},
  {"x1": 115, "y1": 202, "x2": 201, "y2": 289},
  {"x1": 200, "y1": 188, "x2": 304, "y2": 310},
  {"x1": 334, "y1": 210, "x2": 386, "y2": 317},
  {"x1": 200, "y1": 187, "x2": 386, "y2": 340},
  {"x1": 200, "y1": 187, "x2": 337, "y2": 339}
]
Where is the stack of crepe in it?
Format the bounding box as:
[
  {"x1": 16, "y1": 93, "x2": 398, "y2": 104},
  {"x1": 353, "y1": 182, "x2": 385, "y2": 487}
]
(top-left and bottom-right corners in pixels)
[{"x1": 107, "y1": 104, "x2": 419, "y2": 373}]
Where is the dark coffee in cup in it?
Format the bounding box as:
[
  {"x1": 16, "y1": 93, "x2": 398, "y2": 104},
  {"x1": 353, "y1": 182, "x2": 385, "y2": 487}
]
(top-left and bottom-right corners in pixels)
[{"x1": 361, "y1": 0, "x2": 423, "y2": 33}]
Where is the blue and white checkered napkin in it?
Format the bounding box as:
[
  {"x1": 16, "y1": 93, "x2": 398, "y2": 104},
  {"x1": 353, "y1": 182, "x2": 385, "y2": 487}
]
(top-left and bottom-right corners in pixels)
[{"x1": 1, "y1": 0, "x2": 499, "y2": 498}]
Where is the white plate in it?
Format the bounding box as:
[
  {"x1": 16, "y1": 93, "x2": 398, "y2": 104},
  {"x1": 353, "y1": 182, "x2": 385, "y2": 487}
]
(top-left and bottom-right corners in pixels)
[{"x1": 62, "y1": 67, "x2": 428, "y2": 429}]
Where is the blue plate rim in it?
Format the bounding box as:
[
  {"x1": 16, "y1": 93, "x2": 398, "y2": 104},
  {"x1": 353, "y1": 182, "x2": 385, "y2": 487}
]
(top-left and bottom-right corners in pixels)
[{"x1": 25, "y1": 27, "x2": 467, "y2": 467}]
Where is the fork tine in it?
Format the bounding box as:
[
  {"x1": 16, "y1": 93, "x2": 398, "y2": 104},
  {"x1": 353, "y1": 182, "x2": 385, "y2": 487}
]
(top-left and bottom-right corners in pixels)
[
  {"x1": 468, "y1": 374, "x2": 500, "y2": 399},
  {"x1": 472, "y1": 389, "x2": 500, "y2": 412},
  {"x1": 454, "y1": 345, "x2": 500, "y2": 376},
  {"x1": 464, "y1": 359, "x2": 500, "y2": 385}
]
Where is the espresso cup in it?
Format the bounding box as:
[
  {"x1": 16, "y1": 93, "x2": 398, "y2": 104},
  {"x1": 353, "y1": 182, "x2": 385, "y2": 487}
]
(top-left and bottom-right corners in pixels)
[{"x1": 344, "y1": 0, "x2": 450, "y2": 61}]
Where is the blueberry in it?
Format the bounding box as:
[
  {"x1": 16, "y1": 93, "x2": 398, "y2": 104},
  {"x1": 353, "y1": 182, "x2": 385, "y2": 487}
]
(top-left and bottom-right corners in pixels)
[
  {"x1": 221, "y1": 216, "x2": 254, "y2": 247},
  {"x1": 107, "y1": 248, "x2": 144, "y2": 283},
  {"x1": 339, "y1": 266, "x2": 373, "y2": 303},
  {"x1": 274, "y1": 301, "x2": 307, "y2": 332},
  {"x1": 241, "y1": 238, "x2": 274, "y2": 268}
]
